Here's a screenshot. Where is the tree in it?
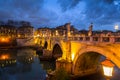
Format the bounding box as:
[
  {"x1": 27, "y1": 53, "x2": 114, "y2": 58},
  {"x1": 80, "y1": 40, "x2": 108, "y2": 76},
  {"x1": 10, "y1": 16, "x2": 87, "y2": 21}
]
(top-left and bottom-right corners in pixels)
[{"x1": 54, "y1": 67, "x2": 70, "y2": 80}]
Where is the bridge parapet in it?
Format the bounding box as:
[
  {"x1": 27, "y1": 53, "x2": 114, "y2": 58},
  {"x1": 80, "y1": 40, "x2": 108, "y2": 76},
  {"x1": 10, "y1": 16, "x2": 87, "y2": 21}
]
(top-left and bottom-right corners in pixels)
[
  {"x1": 38, "y1": 35, "x2": 120, "y2": 43},
  {"x1": 67, "y1": 36, "x2": 120, "y2": 43}
]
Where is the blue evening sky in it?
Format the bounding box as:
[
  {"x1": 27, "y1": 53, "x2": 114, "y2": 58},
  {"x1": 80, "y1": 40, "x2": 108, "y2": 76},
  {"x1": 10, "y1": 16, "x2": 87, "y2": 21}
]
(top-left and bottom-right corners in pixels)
[{"x1": 0, "y1": 0, "x2": 120, "y2": 31}]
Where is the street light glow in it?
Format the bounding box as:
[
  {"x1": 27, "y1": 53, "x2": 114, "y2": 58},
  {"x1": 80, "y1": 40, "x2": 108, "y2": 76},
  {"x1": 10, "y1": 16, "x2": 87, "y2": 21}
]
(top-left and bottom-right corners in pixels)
[
  {"x1": 0, "y1": 38, "x2": 9, "y2": 42},
  {"x1": 103, "y1": 66, "x2": 113, "y2": 76},
  {"x1": 101, "y1": 59, "x2": 115, "y2": 77},
  {"x1": 0, "y1": 55, "x2": 9, "y2": 60}
]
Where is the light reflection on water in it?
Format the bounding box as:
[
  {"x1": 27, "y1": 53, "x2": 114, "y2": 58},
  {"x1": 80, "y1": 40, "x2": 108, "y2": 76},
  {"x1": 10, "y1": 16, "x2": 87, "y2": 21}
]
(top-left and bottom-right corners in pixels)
[
  {"x1": 0, "y1": 49, "x2": 120, "y2": 80},
  {"x1": 0, "y1": 48, "x2": 55, "y2": 80}
]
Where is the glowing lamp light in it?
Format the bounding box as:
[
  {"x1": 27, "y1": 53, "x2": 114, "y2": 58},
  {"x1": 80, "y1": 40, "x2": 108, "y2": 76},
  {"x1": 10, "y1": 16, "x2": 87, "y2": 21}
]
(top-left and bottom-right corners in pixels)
[
  {"x1": 34, "y1": 39, "x2": 37, "y2": 43},
  {"x1": 103, "y1": 66, "x2": 113, "y2": 76},
  {"x1": 1, "y1": 55, "x2": 9, "y2": 60},
  {"x1": 37, "y1": 34, "x2": 40, "y2": 37},
  {"x1": 0, "y1": 38, "x2": 9, "y2": 42},
  {"x1": 18, "y1": 34, "x2": 21, "y2": 38},
  {"x1": 101, "y1": 59, "x2": 115, "y2": 77},
  {"x1": 43, "y1": 34, "x2": 45, "y2": 37},
  {"x1": 1, "y1": 38, "x2": 5, "y2": 42},
  {"x1": 71, "y1": 53, "x2": 74, "y2": 61},
  {"x1": 34, "y1": 36, "x2": 36, "y2": 38},
  {"x1": 56, "y1": 30, "x2": 58, "y2": 36}
]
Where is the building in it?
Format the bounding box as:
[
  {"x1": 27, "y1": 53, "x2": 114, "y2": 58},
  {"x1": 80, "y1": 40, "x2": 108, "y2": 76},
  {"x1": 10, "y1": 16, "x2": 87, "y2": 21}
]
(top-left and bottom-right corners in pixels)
[
  {"x1": 36, "y1": 27, "x2": 51, "y2": 37},
  {"x1": 55, "y1": 23, "x2": 79, "y2": 37},
  {"x1": 0, "y1": 25, "x2": 17, "y2": 46},
  {"x1": 17, "y1": 26, "x2": 34, "y2": 38},
  {"x1": 0, "y1": 25, "x2": 17, "y2": 38}
]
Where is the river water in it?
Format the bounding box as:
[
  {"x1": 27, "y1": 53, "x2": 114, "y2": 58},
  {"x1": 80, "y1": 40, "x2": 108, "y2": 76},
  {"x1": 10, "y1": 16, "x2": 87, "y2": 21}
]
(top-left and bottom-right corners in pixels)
[
  {"x1": 0, "y1": 48, "x2": 55, "y2": 80},
  {"x1": 0, "y1": 48, "x2": 119, "y2": 80}
]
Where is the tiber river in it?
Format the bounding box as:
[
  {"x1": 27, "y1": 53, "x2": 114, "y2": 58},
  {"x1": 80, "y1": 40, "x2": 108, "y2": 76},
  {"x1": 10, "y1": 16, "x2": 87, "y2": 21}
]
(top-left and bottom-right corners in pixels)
[
  {"x1": 0, "y1": 48, "x2": 120, "y2": 80},
  {"x1": 0, "y1": 48, "x2": 55, "y2": 80}
]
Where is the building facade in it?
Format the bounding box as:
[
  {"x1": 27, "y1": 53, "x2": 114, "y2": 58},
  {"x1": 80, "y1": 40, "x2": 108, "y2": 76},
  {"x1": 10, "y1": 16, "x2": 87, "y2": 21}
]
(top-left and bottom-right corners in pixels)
[
  {"x1": 36, "y1": 27, "x2": 51, "y2": 37},
  {"x1": 0, "y1": 25, "x2": 17, "y2": 38},
  {"x1": 17, "y1": 26, "x2": 34, "y2": 38}
]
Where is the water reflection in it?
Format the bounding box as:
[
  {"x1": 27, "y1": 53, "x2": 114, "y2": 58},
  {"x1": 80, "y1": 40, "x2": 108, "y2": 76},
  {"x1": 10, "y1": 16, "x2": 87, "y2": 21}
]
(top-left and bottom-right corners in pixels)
[
  {"x1": 40, "y1": 60, "x2": 56, "y2": 71},
  {"x1": 0, "y1": 49, "x2": 17, "y2": 68},
  {"x1": 0, "y1": 49, "x2": 119, "y2": 80},
  {"x1": 0, "y1": 48, "x2": 55, "y2": 80}
]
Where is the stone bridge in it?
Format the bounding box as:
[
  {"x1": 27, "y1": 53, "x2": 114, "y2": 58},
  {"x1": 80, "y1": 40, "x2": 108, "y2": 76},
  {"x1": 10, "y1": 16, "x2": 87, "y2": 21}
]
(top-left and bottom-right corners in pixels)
[{"x1": 35, "y1": 36, "x2": 120, "y2": 75}]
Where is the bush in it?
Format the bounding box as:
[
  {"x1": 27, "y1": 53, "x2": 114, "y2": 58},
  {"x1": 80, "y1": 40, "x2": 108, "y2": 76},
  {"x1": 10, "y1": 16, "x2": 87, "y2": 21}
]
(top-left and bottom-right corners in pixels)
[{"x1": 54, "y1": 67, "x2": 70, "y2": 80}]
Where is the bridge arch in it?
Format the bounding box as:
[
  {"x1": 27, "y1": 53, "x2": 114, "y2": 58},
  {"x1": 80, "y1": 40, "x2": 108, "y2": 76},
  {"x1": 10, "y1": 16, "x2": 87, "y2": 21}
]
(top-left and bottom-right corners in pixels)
[
  {"x1": 40, "y1": 40, "x2": 42, "y2": 45},
  {"x1": 73, "y1": 46, "x2": 120, "y2": 74},
  {"x1": 52, "y1": 43, "x2": 63, "y2": 59},
  {"x1": 44, "y1": 41, "x2": 48, "y2": 49}
]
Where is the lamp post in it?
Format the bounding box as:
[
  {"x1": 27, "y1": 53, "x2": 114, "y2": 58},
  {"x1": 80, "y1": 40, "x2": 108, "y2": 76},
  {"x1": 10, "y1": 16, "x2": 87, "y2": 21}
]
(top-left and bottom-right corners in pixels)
[{"x1": 101, "y1": 59, "x2": 115, "y2": 80}]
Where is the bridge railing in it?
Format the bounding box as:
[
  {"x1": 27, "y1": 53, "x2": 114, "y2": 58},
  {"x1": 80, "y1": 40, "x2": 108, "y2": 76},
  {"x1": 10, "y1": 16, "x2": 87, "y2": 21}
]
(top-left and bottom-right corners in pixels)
[
  {"x1": 37, "y1": 35, "x2": 120, "y2": 43},
  {"x1": 68, "y1": 36, "x2": 120, "y2": 43}
]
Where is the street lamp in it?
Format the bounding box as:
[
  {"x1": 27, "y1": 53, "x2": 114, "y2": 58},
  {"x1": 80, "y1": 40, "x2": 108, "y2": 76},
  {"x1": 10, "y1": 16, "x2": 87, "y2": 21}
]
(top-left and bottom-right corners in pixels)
[{"x1": 101, "y1": 59, "x2": 115, "y2": 80}]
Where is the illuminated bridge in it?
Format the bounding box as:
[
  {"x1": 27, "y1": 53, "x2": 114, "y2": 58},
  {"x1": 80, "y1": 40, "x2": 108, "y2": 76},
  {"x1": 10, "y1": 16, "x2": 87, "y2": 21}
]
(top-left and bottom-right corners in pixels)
[{"x1": 34, "y1": 35, "x2": 120, "y2": 76}]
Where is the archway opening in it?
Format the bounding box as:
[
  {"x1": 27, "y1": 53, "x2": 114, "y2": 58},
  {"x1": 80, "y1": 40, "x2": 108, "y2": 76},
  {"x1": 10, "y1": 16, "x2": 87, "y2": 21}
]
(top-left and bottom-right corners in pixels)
[
  {"x1": 40, "y1": 41, "x2": 42, "y2": 45},
  {"x1": 52, "y1": 44, "x2": 63, "y2": 59},
  {"x1": 73, "y1": 51, "x2": 118, "y2": 77},
  {"x1": 73, "y1": 51, "x2": 120, "y2": 79},
  {"x1": 75, "y1": 52, "x2": 101, "y2": 71},
  {"x1": 44, "y1": 41, "x2": 48, "y2": 49}
]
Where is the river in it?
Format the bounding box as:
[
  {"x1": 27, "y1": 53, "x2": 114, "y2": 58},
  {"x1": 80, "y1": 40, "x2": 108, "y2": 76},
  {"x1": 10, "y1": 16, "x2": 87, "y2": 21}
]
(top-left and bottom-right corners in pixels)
[
  {"x1": 0, "y1": 48, "x2": 119, "y2": 80},
  {"x1": 0, "y1": 48, "x2": 55, "y2": 80}
]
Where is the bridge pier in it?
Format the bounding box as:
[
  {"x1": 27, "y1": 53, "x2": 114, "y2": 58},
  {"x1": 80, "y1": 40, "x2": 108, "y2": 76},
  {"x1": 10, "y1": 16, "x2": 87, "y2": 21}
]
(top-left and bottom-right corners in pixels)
[
  {"x1": 56, "y1": 60, "x2": 72, "y2": 74},
  {"x1": 43, "y1": 49, "x2": 52, "y2": 57},
  {"x1": 56, "y1": 59, "x2": 100, "y2": 77}
]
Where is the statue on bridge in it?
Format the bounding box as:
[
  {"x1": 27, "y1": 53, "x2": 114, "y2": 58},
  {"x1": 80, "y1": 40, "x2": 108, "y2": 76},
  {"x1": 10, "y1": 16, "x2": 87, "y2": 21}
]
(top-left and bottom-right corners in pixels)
[{"x1": 88, "y1": 23, "x2": 93, "y2": 36}]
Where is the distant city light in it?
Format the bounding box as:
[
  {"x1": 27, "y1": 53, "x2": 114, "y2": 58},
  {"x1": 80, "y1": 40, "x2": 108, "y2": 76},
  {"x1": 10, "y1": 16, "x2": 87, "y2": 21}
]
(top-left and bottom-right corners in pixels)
[
  {"x1": 0, "y1": 55, "x2": 9, "y2": 60},
  {"x1": 37, "y1": 34, "x2": 40, "y2": 37},
  {"x1": 0, "y1": 38, "x2": 9, "y2": 42},
  {"x1": 1, "y1": 38, "x2": 5, "y2": 42}
]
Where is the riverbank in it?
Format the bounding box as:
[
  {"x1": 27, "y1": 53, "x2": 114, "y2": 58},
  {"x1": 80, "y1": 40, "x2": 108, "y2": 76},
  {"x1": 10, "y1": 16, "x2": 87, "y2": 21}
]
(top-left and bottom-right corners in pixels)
[
  {"x1": 46, "y1": 70, "x2": 103, "y2": 80},
  {"x1": 46, "y1": 67, "x2": 101, "y2": 80},
  {"x1": 70, "y1": 71, "x2": 103, "y2": 80},
  {"x1": 39, "y1": 56, "x2": 55, "y2": 61},
  {"x1": 0, "y1": 45, "x2": 40, "y2": 50}
]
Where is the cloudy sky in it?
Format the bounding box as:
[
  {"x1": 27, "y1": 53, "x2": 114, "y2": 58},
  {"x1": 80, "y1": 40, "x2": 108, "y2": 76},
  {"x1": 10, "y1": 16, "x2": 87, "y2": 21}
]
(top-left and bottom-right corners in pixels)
[{"x1": 0, "y1": 0, "x2": 120, "y2": 31}]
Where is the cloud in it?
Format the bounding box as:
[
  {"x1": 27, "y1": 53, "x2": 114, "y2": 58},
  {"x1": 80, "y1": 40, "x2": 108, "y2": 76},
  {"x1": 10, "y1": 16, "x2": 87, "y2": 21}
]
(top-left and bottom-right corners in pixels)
[
  {"x1": 0, "y1": 0, "x2": 120, "y2": 30},
  {"x1": 57, "y1": 0, "x2": 81, "y2": 11},
  {"x1": 0, "y1": 0, "x2": 59, "y2": 27},
  {"x1": 83, "y1": 0, "x2": 120, "y2": 30},
  {"x1": 57, "y1": 0, "x2": 120, "y2": 30},
  {"x1": 0, "y1": 0, "x2": 44, "y2": 21}
]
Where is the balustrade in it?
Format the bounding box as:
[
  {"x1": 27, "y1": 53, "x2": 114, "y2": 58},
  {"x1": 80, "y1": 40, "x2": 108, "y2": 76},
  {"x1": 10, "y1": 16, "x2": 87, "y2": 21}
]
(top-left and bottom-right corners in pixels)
[{"x1": 38, "y1": 35, "x2": 120, "y2": 43}]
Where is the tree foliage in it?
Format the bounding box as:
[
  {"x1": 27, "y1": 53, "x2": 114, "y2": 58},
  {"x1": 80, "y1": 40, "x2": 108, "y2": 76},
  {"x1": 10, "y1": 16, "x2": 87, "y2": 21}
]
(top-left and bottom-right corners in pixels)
[{"x1": 51, "y1": 67, "x2": 70, "y2": 80}]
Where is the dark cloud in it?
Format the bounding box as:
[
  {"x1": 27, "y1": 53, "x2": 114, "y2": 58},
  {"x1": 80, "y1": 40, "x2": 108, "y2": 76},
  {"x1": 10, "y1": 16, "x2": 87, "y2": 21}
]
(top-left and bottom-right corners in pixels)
[
  {"x1": 57, "y1": 0, "x2": 81, "y2": 11},
  {"x1": 103, "y1": 0, "x2": 114, "y2": 4},
  {"x1": 0, "y1": 0, "x2": 44, "y2": 21},
  {"x1": 85, "y1": 0, "x2": 117, "y2": 18},
  {"x1": 72, "y1": 0, "x2": 120, "y2": 30},
  {"x1": 57, "y1": 0, "x2": 120, "y2": 30},
  {"x1": 12, "y1": 0, "x2": 44, "y2": 12},
  {"x1": 0, "y1": 0, "x2": 120, "y2": 30},
  {"x1": 84, "y1": 0, "x2": 120, "y2": 26}
]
